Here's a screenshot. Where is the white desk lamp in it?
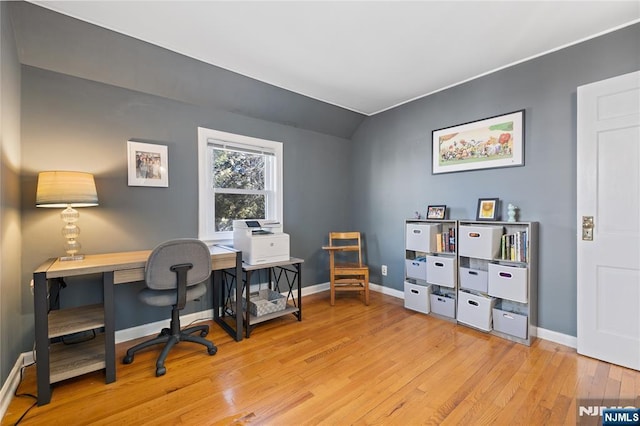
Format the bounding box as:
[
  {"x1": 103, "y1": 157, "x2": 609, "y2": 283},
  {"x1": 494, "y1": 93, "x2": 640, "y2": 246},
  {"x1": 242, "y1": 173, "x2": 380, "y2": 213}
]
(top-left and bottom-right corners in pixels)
[{"x1": 36, "y1": 171, "x2": 99, "y2": 261}]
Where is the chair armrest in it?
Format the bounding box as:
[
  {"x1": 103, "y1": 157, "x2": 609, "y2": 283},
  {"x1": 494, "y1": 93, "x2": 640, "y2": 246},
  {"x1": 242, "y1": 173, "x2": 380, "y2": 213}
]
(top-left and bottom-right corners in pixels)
[{"x1": 322, "y1": 245, "x2": 360, "y2": 251}]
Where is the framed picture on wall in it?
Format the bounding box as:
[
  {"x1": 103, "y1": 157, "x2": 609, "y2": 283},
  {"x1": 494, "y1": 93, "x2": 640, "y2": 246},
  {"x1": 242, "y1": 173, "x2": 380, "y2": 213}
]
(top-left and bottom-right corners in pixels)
[
  {"x1": 127, "y1": 141, "x2": 168, "y2": 187},
  {"x1": 476, "y1": 198, "x2": 500, "y2": 221},
  {"x1": 432, "y1": 109, "x2": 525, "y2": 174},
  {"x1": 427, "y1": 205, "x2": 447, "y2": 219}
]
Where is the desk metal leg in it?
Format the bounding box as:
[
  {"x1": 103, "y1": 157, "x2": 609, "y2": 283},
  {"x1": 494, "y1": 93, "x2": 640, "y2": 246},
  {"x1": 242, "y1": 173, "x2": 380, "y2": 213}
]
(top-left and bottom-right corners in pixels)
[
  {"x1": 245, "y1": 269, "x2": 252, "y2": 338},
  {"x1": 34, "y1": 272, "x2": 51, "y2": 406},
  {"x1": 235, "y1": 251, "x2": 243, "y2": 340},
  {"x1": 103, "y1": 271, "x2": 116, "y2": 383},
  {"x1": 212, "y1": 270, "x2": 220, "y2": 323},
  {"x1": 213, "y1": 251, "x2": 244, "y2": 342},
  {"x1": 297, "y1": 262, "x2": 302, "y2": 321}
]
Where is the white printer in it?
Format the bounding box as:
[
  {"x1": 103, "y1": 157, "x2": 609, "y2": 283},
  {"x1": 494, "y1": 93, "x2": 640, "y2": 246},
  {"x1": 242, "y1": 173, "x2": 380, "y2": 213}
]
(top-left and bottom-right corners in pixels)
[{"x1": 232, "y1": 219, "x2": 290, "y2": 265}]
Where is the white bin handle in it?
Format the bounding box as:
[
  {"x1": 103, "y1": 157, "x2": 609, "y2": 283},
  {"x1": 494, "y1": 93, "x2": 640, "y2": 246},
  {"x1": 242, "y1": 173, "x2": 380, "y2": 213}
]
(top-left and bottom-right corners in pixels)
[
  {"x1": 411, "y1": 289, "x2": 419, "y2": 295},
  {"x1": 412, "y1": 229, "x2": 422, "y2": 235},
  {"x1": 468, "y1": 300, "x2": 479, "y2": 306},
  {"x1": 503, "y1": 313, "x2": 515, "y2": 320},
  {"x1": 499, "y1": 272, "x2": 513, "y2": 279},
  {"x1": 468, "y1": 232, "x2": 481, "y2": 238},
  {"x1": 435, "y1": 262, "x2": 444, "y2": 268}
]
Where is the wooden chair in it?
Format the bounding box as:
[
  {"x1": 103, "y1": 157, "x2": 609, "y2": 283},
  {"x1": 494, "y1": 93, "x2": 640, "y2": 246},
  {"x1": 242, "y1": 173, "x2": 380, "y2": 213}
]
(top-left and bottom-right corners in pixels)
[{"x1": 322, "y1": 232, "x2": 369, "y2": 306}]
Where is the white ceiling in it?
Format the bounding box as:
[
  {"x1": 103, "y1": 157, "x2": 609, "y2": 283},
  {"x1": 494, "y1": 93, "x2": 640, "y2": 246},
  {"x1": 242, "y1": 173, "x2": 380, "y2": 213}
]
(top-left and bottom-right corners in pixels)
[{"x1": 29, "y1": 1, "x2": 640, "y2": 115}]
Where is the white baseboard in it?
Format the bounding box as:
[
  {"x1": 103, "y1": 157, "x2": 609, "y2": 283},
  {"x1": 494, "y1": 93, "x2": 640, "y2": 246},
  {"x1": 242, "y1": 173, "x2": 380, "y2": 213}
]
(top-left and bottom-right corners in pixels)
[
  {"x1": 370, "y1": 282, "x2": 404, "y2": 299},
  {"x1": 0, "y1": 352, "x2": 35, "y2": 420},
  {"x1": 534, "y1": 326, "x2": 577, "y2": 348},
  {"x1": 114, "y1": 309, "x2": 216, "y2": 344}
]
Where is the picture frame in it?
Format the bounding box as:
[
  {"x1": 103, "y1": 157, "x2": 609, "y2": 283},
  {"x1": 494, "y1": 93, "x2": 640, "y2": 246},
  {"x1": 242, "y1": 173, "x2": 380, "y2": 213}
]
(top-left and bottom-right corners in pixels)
[
  {"x1": 127, "y1": 141, "x2": 168, "y2": 187},
  {"x1": 427, "y1": 205, "x2": 447, "y2": 219},
  {"x1": 432, "y1": 109, "x2": 525, "y2": 174},
  {"x1": 476, "y1": 198, "x2": 500, "y2": 221}
]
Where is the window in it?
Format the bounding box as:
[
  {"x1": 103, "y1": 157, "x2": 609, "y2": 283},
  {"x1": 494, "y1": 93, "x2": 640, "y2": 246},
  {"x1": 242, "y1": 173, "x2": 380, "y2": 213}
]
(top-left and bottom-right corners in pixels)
[{"x1": 198, "y1": 127, "x2": 283, "y2": 242}]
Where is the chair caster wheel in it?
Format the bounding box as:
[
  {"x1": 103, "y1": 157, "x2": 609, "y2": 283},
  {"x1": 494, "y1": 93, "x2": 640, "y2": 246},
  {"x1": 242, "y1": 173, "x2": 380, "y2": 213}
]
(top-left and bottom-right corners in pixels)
[
  {"x1": 156, "y1": 367, "x2": 166, "y2": 377},
  {"x1": 122, "y1": 354, "x2": 133, "y2": 364},
  {"x1": 208, "y1": 346, "x2": 217, "y2": 356}
]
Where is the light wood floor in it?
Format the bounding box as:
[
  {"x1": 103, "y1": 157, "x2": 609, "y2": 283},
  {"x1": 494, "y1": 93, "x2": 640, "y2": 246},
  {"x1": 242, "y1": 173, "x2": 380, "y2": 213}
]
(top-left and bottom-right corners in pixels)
[{"x1": 3, "y1": 291, "x2": 639, "y2": 425}]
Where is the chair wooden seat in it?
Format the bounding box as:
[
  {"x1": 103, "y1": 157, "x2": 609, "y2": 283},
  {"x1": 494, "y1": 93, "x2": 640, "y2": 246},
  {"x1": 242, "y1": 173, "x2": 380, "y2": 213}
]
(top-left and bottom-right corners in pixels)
[{"x1": 322, "y1": 232, "x2": 369, "y2": 305}]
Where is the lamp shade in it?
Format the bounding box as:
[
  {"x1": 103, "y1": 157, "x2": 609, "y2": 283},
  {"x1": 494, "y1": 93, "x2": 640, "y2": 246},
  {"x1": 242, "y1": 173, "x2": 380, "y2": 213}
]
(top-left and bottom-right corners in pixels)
[{"x1": 36, "y1": 171, "x2": 99, "y2": 208}]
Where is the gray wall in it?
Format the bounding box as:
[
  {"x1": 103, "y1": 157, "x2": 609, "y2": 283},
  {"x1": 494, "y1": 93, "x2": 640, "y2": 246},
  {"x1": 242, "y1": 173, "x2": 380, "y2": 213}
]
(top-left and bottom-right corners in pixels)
[
  {"x1": 20, "y1": 66, "x2": 354, "y2": 330},
  {"x1": 351, "y1": 23, "x2": 640, "y2": 336},
  {"x1": 0, "y1": 1, "x2": 24, "y2": 385}
]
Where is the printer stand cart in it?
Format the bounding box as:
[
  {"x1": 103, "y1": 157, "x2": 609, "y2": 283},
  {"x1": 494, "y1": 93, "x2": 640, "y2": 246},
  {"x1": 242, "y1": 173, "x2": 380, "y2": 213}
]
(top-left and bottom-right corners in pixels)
[{"x1": 239, "y1": 257, "x2": 304, "y2": 338}]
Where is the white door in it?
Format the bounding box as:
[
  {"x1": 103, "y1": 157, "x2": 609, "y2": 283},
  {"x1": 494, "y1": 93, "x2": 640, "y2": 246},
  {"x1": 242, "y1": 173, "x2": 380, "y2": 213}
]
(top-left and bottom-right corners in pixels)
[{"x1": 577, "y1": 70, "x2": 640, "y2": 370}]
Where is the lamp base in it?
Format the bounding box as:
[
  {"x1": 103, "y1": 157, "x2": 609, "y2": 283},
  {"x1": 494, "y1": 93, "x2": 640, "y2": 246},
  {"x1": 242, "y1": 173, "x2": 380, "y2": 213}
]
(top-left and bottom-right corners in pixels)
[{"x1": 60, "y1": 254, "x2": 85, "y2": 261}]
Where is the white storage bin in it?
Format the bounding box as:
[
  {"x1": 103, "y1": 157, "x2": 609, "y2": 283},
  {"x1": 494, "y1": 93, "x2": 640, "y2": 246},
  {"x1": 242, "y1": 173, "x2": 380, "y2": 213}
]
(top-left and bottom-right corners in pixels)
[
  {"x1": 406, "y1": 223, "x2": 439, "y2": 252},
  {"x1": 405, "y1": 258, "x2": 427, "y2": 281},
  {"x1": 492, "y1": 308, "x2": 528, "y2": 339},
  {"x1": 429, "y1": 293, "x2": 456, "y2": 319},
  {"x1": 457, "y1": 290, "x2": 496, "y2": 332},
  {"x1": 458, "y1": 225, "x2": 503, "y2": 260},
  {"x1": 459, "y1": 267, "x2": 488, "y2": 293},
  {"x1": 404, "y1": 281, "x2": 431, "y2": 314},
  {"x1": 426, "y1": 255, "x2": 456, "y2": 288},
  {"x1": 488, "y1": 263, "x2": 528, "y2": 303}
]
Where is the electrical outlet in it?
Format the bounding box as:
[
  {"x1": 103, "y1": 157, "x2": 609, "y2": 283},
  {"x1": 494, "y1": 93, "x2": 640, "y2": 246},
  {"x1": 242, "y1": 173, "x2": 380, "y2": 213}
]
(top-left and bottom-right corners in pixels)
[{"x1": 381, "y1": 265, "x2": 388, "y2": 276}]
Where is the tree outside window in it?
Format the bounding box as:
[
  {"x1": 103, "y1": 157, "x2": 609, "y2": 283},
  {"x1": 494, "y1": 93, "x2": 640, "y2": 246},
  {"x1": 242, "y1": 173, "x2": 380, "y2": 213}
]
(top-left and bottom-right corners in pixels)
[{"x1": 213, "y1": 148, "x2": 267, "y2": 231}]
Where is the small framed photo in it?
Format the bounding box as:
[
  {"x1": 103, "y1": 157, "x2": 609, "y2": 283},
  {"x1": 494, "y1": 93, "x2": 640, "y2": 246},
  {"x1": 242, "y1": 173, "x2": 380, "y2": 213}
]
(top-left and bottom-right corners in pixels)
[
  {"x1": 127, "y1": 141, "x2": 168, "y2": 187},
  {"x1": 427, "y1": 205, "x2": 447, "y2": 219},
  {"x1": 476, "y1": 198, "x2": 500, "y2": 221}
]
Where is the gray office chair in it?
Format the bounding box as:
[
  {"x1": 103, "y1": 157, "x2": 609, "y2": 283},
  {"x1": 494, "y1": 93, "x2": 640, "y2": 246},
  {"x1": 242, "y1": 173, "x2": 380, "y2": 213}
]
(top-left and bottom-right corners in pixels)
[{"x1": 122, "y1": 239, "x2": 217, "y2": 376}]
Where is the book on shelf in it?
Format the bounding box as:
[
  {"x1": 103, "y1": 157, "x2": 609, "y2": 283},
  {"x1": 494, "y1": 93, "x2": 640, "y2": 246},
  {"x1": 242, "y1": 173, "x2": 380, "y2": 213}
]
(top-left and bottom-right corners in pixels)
[
  {"x1": 448, "y1": 227, "x2": 456, "y2": 252},
  {"x1": 500, "y1": 231, "x2": 528, "y2": 262},
  {"x1": 435, "y1": 228, "x2": 456, "y2": 253}
]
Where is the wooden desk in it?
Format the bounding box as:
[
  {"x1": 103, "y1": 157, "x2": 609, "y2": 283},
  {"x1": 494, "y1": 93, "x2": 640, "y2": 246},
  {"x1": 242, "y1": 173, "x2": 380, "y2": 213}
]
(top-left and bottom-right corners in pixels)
[{"x1": 32, "y1": 245, "x2": 242, "y2": 406}]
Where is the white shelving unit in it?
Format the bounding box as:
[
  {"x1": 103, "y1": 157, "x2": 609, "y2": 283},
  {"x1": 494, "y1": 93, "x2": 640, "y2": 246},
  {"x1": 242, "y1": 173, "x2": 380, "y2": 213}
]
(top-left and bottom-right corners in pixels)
[
  {"x1": 404, "y1": 219, "x2": 458, "y2": 321},
  {"x1": 457, "y1": 220, "x2": 538, "y2": 346}
]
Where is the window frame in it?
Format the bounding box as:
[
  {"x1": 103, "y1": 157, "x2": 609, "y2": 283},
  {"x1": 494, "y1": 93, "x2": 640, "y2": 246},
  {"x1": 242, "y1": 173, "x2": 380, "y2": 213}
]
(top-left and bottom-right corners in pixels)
[{"x1": 198, "y1": 127, "x2": 283, "y2": 243}]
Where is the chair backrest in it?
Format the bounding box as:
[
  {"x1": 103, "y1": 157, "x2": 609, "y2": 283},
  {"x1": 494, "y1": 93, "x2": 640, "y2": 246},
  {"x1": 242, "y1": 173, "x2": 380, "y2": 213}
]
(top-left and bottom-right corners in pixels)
[
  {"x1": 329, "y1": 232, "x2": 363, "y2": 266},
  {"x1": 145, "y1": 239, "x2": 212, "y2": 290}
]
